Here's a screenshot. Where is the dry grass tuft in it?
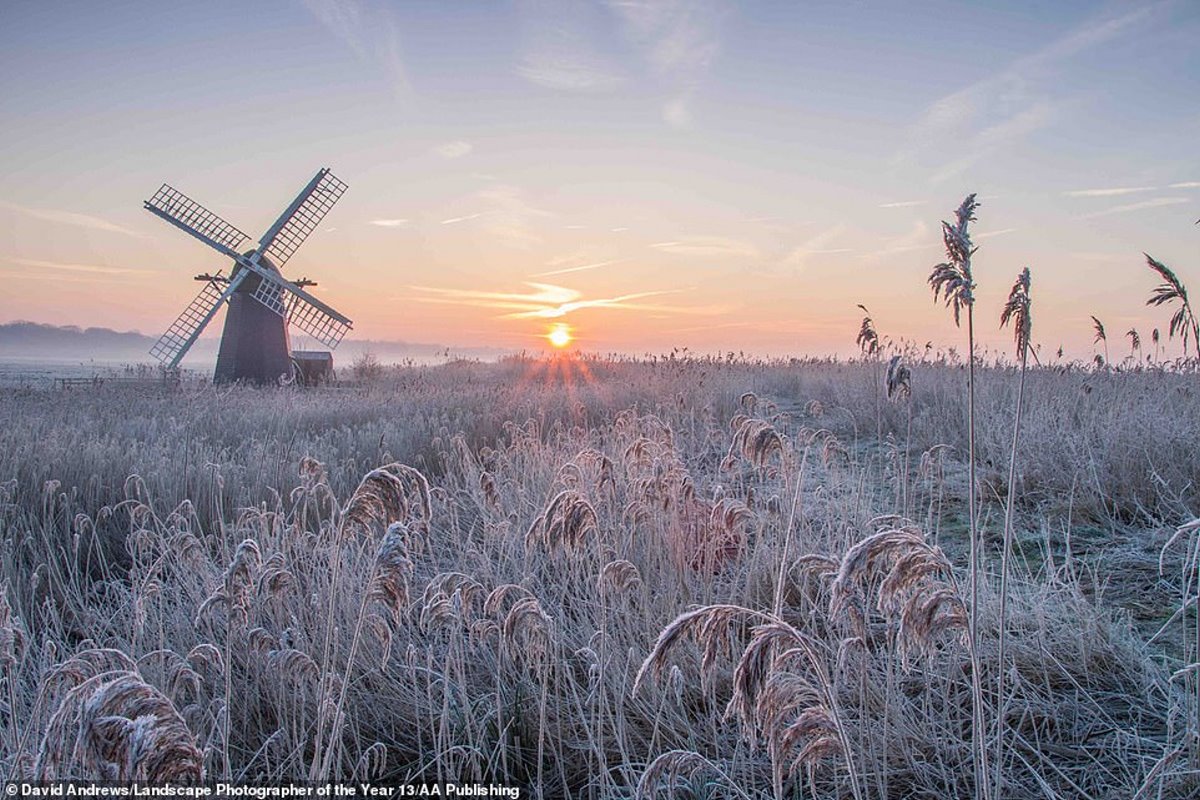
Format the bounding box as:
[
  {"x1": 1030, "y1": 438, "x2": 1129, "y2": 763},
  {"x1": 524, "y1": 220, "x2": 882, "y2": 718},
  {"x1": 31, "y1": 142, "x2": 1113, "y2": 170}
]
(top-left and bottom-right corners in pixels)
[
  {"x1": 257, "y1": 551, "x2": 295, "y2": 598},
  {"x1": 479, "y1": 470, "x2": 500, "y2": 510},
  {"x1": 1001, "y1": 268, "x2": 1033, "y2": 356},
  {"x1": 897, "y1": 585, "x2": 967, "y2": 660},
  {"x1": 829, "y1": 526, "x2": 927, "y2": 617},
  {"x1": 526, "y1": 489, "x2": 598, "y2": 551},
  {"x1": 635, "y1": 749, "x2": 749, "y2": 800},
  {"x1": 342, "y1": 462, "x2": 432, "y2": 539},
  {"x1": 635, "y1": 605, "x2": 757, "y2": 696},
  {"x1": 422, "y1": 572, "x2": 487, "y2": 615},
  {"x1": 50, "y1": 649, "x2": 140, "y2": 687},
  {"x1": 639, "y1": 606, "x2": 859, "y2": 798},
  {"x1": 501, "y1": 595, "x2": 552, "y2": 666},
  {"x1": 598, "y1": 559, "x2": 642, "y2": 599},
  {"x1": 726, "y1": 417, "x2": 784, "y2": 469},
  {"x1": 483, "y1": 583, "x2": 535, "y2": 618},
  {"x1": 929, "y1": 194, "x2": 978, "y2": 324},
  {"x1": 828, "y1": 525, "x2": 965, "y2": 657},
  {"x1": 184, "y1": 644, "x2": 223, "y2": 677},
  {"x1": 370, "y1": 522, "x2": 414, "y2": 622},
  {"x1": 886, "y1": 355, "x2": 912, "y2": 401},
  {"x1": 856, "y1": 306, "x2": 880, "y2": 357},
  {"x1": 36, "y1": 670, "x2": 202, "y2": 782},
  {"x1": 195, "y1": 538, "x2": 261, "y2": 628},
  {"x1": 0, "y1": 583, "x2": 26, "y2": 668},
  {"x1": 266, "y1": 649, "x2": 320, "y2": 682},
  {"x1": 1144, "y1": 253, "x2": 1198, "y2": 356}
]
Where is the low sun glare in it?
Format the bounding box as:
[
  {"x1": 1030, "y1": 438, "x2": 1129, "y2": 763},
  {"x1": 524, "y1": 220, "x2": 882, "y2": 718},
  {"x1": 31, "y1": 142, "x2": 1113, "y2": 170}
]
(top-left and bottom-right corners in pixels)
[{"x1": 547, "y1": 323, "x2": 572, "y2": 348}]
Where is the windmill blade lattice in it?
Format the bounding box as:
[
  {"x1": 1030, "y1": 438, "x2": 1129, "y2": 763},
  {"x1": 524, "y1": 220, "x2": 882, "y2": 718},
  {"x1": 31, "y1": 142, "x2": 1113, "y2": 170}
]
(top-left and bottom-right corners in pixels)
[
  {"x1": 145, "y1": 185, "x2": 250, "y2": 256},
  {"x1": 149, "y1": 272, "x2": 234, "y2": 366},
  {"x1": 259, "y1": 169, "x2": 348, "y2": 268},
  {"x1": 250, "y1": 272, "x2": 351, "y2": 349}
]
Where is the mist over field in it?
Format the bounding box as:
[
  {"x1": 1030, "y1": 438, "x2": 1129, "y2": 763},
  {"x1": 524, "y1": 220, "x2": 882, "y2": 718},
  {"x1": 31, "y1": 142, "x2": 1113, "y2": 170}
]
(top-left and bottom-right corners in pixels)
[{"x1": 0, "y1": 322, "x2": 508, "y2": 371}]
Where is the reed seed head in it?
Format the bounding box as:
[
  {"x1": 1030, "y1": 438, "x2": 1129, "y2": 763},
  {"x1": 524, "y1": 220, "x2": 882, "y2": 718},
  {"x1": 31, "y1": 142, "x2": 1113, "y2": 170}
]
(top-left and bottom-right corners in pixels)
[
  {"x1": 525, "y1": 490, "x2": 598, "y2": 552},
  {"x1": 1000, "y1": 267, "x2": 1033, "y2": 357},
  {"x1": 342, "y1": 463, "x2": 433, "y2": 540},
  {"x1": 856, "y1": 307, "x2": 880, "y2": 357},
  {"x1": 929, "y1": 194, "x2": 979, "y2": 325},
  {"x1": 886, "y1": 355, "x2": 912, "y2": 401},
  {"x1": 37, "y1": 671, "x2": 203, "y2": 783}
]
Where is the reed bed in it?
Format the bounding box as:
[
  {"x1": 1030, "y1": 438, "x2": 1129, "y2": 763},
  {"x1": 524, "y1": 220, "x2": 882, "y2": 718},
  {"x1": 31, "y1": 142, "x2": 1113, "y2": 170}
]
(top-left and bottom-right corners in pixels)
[{"x1": 0, "y1": 354, "x2": 1197, "y2": 797}]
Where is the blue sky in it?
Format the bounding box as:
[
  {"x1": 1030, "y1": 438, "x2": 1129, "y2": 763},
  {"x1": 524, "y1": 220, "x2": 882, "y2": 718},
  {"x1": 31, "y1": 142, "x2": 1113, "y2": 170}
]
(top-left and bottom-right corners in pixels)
[{"x1": 1, "y1": 0, "x2": 1197, "y2": 359}]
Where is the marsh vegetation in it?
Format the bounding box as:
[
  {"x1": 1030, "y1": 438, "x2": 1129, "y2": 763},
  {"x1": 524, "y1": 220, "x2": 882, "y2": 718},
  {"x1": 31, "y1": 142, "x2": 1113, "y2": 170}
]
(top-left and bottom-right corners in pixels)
[{"x1": 0, "y1": 345, "x2": 1197, "y2": 797}]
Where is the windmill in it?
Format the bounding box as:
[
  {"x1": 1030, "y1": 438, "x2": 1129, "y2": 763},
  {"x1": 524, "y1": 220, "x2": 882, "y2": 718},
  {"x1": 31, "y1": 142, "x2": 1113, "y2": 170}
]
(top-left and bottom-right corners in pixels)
[{"x1": 145, "y1": 168, "x2": 352, "y2": 384}]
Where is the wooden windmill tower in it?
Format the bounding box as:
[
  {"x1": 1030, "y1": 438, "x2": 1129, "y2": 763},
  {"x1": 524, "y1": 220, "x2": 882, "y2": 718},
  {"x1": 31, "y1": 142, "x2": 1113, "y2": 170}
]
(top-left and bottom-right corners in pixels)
[{"x1": 144, "y1": 168, "x2": 352, "y2": 384}]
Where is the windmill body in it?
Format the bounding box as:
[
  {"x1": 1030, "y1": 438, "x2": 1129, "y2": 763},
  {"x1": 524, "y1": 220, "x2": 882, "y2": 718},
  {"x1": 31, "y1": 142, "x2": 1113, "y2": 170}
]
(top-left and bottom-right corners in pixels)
[
  {"x1": 145, "y1": 168, "x2": 352, "y2": 384},
  {"x1": 213, "y1": 255, "x2": 292, "y2": 384}
]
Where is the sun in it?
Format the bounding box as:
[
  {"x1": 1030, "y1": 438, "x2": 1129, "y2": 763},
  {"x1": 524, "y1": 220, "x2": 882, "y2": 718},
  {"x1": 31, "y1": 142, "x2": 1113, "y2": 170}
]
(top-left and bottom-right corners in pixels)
[{"x1": 547, "y1": 323, "x2": 573, "y2": 349}]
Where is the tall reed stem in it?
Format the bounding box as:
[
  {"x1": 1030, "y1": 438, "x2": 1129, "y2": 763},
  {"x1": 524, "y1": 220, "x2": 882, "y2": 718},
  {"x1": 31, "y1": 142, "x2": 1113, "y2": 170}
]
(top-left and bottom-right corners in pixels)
[
  {"x1": 993, "y1": 346, "x2": 1026, "y2": 796},
  {"x1": 995, "y1": 266, "x2": 1032, "y2": 797},
  {"x1": 929, "y1": 193, "x2": 990, "y2": 800},
  {"x1": 965, "y1": 305, "x2": 991, "y2": 800}
]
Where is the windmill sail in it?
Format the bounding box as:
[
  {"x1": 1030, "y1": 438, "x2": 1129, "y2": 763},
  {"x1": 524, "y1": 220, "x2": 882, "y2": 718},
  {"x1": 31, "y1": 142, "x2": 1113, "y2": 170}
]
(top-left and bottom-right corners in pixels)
[
  {"x1": 258, "y1": 169, "x2": 348, "y2": 268},
  {"x1": 249, "y1": 270, "x2": 352, "y2": 349},
  {"x1": 145, "y1": 167, "x2": 353, "y2": 383},
  {"x1": 150, "y1": 272, "x2": 242, "y2": 367},
  {"x1": 145, "y1": 185, "x2": 250, "y2": 258}
]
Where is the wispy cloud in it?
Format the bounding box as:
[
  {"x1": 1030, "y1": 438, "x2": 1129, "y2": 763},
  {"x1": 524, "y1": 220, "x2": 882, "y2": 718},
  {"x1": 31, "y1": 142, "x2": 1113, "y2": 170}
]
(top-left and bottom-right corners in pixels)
[
  {"x1": 1064, "y1": 186, "x2": 1156, "y2": 197},
  {"x1": 4, "y1": 257, "x2": 149, "y2": 276},
  {"x1": 929, "y1": 101, "x2": 1056, "y2": 184},
  {"x1": 607, "y1": 0, "x2": 721, "y2": 77},
  {"x1": 899, "y1": 5, "x2": 1161, "y2": 181},
  {"x1": 607, "y1": 0, "x2": 723, "y2": 127},
  {"x1": 0, "y1": 201, "x2": 142, "y2": 237},
  {"x1": 300, "y1": 0, "x2": 409, "y2": 96},
  {"x1": 2, "y1": 271, "x2": 130, "y2": 284},
  {"x1": 651, "y1": 236, "x2": 760, "y2": 259},
  {"x1": 879, "y1": 200, "x2": 927, "y2": 209},
  {"x1": 475, "y1": 185, "x2": 552, "y2": 248},
  {"x1": 432, "y1": 141, "x2": 473, "y2": 159},
  {"x1": 533, "y1": 258, "x2": 627, "y2": 278},
  {"x1": 440, "y1": 211, "x2": 492, "y2": 225},
  {"x1": 867, "y1": 220, "x2": 936, "y2": 258},
  {"x1": 517, "y1": 56, "x2": 623, "y2": 91},
  {"x1": 662, "y1": 95, "x2": 693, "y2": 129},
  {"x1": 437, "y1": 186, "x2": 553, "y2": 246},
  {"x1": 976, "y1": 228, "x2": 1018, "y2": 240},
  {"x1": 409, "y1": 282, "x2": 717, "y2": 319},
  {"x1": 782, "y1": 224, "x2": 850, "y2": 267},
  {"x1": 515, "y1": 3, "x2": 623, "y2": 92},
  {"x1": 370, "y1": 218, "x2": 410, "y2": 228},
  {"x1": 1070, "y1": 251, "x2": 1127, "y2": 263},
  {"x1": 1079, "y1": 196, "x2": 1189, "y2": 220},
  {"x1": 1170, "y1": 181, "x2": 1200, "y2": 189}
]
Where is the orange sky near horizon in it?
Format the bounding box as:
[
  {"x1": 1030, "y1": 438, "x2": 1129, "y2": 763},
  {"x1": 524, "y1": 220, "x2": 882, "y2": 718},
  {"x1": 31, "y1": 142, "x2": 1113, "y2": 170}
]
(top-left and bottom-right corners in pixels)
[{"x1": 2, "y1": 2, "x2": 1198, "y2": 363}]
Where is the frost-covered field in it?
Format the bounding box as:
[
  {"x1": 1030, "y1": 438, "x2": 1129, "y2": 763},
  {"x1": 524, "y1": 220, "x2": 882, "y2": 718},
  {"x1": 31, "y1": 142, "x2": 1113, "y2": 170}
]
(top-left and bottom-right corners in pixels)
[{"x1": 0, "y1": 354, "x2": 1197, "y2": 797}]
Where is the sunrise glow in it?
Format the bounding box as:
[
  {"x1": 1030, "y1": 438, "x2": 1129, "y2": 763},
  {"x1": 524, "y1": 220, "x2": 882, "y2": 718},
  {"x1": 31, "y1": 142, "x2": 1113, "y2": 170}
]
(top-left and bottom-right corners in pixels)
[
  {"x1": 547, "y1": 323, "x2": 572, "y2": 349},
  {"x1": 0, "y1": 3, "x2": 1196, "y2": 362}
]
